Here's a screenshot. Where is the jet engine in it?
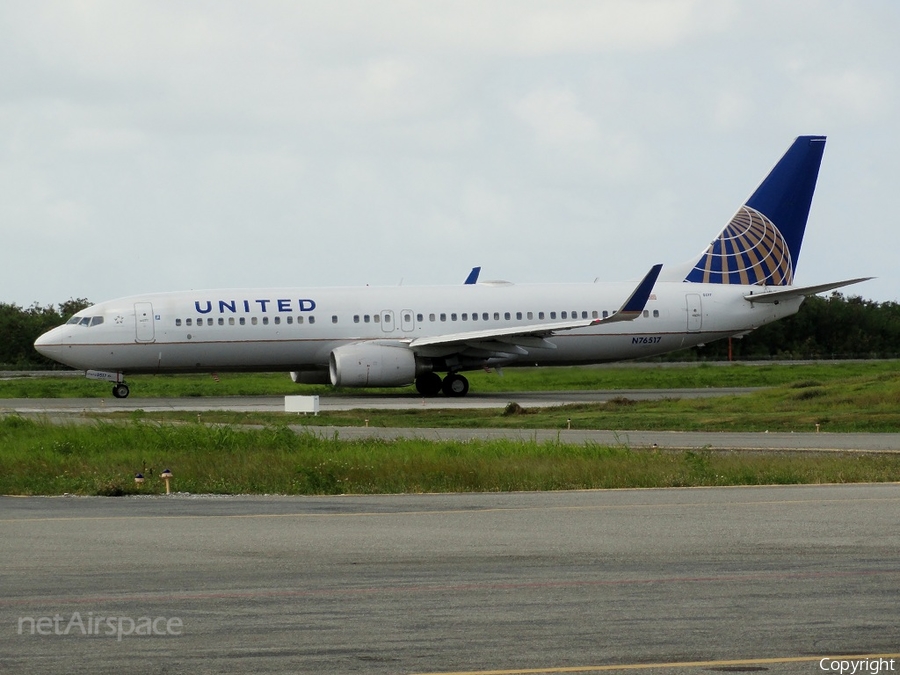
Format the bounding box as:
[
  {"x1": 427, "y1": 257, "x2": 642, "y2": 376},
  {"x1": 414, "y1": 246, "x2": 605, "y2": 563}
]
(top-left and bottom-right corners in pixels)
[{"x1": 329, "y1": 343, "x2": 418, "y2": 387}]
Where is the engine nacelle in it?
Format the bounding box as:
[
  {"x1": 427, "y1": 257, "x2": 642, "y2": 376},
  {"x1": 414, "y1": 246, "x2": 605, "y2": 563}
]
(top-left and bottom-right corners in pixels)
[{"x1": 329, "y1": 343, "x2": 417, "y2": 387}]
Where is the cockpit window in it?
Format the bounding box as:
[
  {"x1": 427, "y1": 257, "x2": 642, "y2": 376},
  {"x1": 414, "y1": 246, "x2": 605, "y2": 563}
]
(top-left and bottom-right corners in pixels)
[{"x1": 68, "y1": 315, "x2": 104, "y2": 327}]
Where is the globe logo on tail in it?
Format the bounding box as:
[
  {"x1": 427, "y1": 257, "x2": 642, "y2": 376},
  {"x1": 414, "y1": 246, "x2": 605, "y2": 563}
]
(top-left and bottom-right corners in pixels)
[{"x1": 686, "y1": 206, "x2": 793, "y2": 286}]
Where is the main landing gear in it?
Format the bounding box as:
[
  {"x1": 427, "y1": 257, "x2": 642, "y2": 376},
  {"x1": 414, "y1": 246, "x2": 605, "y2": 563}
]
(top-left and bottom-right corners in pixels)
[
  {"x1": 415, "y1": 372, "x2": 469, "y2": 397},
  {"x1": 112, "y1": 383, "x2": 130, "y2": 399}
]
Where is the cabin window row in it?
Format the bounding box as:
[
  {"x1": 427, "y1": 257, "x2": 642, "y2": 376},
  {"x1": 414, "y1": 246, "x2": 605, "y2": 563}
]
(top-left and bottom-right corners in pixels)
[
  {"x1": 175, "y1": 308, "x2": 661, "y2": 328},
  {"x1": 176, "y1": 316, "x2": 318, "y2": 327}
]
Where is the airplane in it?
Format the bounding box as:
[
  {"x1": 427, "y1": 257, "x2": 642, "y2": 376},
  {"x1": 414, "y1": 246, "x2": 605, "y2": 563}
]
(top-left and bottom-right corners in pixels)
[{"x1": 35, "y1": 135, "x2": 870, "y2": 399}]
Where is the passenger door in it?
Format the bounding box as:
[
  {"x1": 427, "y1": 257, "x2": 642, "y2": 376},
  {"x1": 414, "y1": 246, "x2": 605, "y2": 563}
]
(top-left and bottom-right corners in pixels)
[{"x1": 134, "y1": 302, "x2": 156, "y2": 342}]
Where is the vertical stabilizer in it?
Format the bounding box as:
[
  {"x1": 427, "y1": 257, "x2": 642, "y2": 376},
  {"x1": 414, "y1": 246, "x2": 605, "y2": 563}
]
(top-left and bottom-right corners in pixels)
[{"x1": 682, "y1": 135, "x2": 826, "y2": 286}]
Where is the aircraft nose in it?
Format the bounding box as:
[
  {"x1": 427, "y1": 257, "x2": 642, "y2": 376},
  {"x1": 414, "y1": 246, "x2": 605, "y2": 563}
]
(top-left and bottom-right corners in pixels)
[{"x1": 34, "y1": 327, "x2": 63, "y2": 357}]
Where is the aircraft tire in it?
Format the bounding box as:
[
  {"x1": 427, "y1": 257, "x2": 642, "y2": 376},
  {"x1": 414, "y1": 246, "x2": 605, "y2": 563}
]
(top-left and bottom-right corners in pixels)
[
  {"x1": 415, "y1": 372, "x2": 443, "y2": 396},
  {"x1": 112, "y1": 383, "x2": 130, "y2": 399},
  {"x1": 441, "y1": 373, "x2": 469, "y2": 397}
]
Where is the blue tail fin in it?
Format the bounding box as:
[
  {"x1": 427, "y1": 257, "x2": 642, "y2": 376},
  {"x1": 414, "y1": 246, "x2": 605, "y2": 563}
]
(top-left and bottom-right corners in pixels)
[{"x1": 684, "y1": 135, "x2": 826, "y2": 286}]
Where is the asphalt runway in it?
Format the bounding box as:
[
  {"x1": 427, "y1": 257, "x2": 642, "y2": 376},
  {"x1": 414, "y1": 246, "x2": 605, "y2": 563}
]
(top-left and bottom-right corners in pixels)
[{"x1": 3, "y1": 485, "x2": 900, "y2": 674}]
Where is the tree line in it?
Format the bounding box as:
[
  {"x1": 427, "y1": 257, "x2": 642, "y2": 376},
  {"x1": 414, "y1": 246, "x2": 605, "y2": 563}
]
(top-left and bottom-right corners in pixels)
[
  {"x1": 1, "y1": 293, "x2": 898, "y2": 369},
  {"x1": 0, "y1": 299, "x2": 91, "y2": 368},
  {"x1": 689, "y1": 293, "x2": 900, "y2": 361}
]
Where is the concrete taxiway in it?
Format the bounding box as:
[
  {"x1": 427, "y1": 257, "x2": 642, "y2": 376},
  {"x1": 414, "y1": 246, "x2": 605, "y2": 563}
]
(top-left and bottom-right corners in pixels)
[{"x1": 3, "y1": 485, "x2": 899, "y2": 674}]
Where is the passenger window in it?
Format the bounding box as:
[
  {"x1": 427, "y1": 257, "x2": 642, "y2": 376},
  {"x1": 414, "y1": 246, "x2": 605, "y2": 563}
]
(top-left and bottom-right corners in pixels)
[
  {"x1": 471, "y1": 313, "x2": 477, "y2": 321},
  {"x1": 517, "y1": 312, "x2": 522, "y2": 320},
  {"x1": 218, "y1": 318, "x2": 224, "y2": 326},
  {"x1": 229, "y1": 317, "x2": 235, "y2": 325},
  {"x1": 483, "y1": 313, "x2": 489, "y2": 321},
  {"x1": 550, "y1": 312, "x2": 557, "y2": 319},
  {"x1": 653, "y1": 310, "x2": 660, "y2": 318},
  {"x1": 429, "y1": 313, "x2": 435, "y2": 322},
  {"x1": 176, "y1": 319, "x2": 182, "y2": 327},
  {"x1": 602, "y1": 311, "x2": 609, "y2": 318},
  {"x1": 373, "y1": 315, "x2": 380, "y2": 323},
  {"x1": 592, "y1": 311, "x2": 599, "y2": 319},
  {"x1": 364, "y1": 315, "x2": 370, "y2": 323},
  {"x1": 263, "y1": 317, "x2": 269, "y2": 325},
  {"x1": 186, "y1": 318, "x2": 192, "y2": 326},
  {"x1": 239, "y1": 317, "x2": 246, "y2": 325},
  {"x1": 504, "y1": 312, "x2": 510, "y2": 320},
  {"x1": 208, "y1": 318, "x2": 214, "y2": 326},
  {"x1": 538, "y1": 312, "x2": 545, "y2": 320},
  {"x1": 527, "y1": 312, "x2": 533, "y2": 320},
  {"x1": 251, "y1": 317, "x2": 258, "y2": 325},
  {"x1": 451, "y1": 313, "x2": 457, "y2": 321},
  {"x1": 309, "y1": 316, "x2": 316, "y2": 324},
  {"x1": 643, "y1": 310, "x2": 649, "y2": 318},
  {"x1": 274, "y1": 316, "x2": 280, "y2": 325},
  {"x1": 462, "y1": 313, "x2": 468, "y2": 321},
  {"x1": 582, "y1": 311, "x2": 588, "y2": 319},
  {"x1": 286, "y1": 316, "x2": 292, "y2": 324},
  {"x1": 332, "y1": 315, "x2": 338, "y2": 324},
  {"x1": 440, "y1": 313, "x2": 446, "y2": 322}
]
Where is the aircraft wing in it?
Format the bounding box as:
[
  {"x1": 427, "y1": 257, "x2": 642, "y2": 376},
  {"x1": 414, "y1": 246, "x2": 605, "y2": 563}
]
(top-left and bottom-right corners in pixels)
[
  {"x1": 743, "y1": 277, "x2": 873, "y2": 303},
  {"x1": 408, "y1": 264, "x2": 662, "y2": 355}
]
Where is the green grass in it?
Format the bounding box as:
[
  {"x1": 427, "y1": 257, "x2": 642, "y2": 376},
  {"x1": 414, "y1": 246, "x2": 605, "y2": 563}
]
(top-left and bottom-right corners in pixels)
[
  {"x1": 3, "y1": 362, "x2": 899, "y2": 495},
  {"x1": 2, "y1": 416, "x2": 898, "y2": 496},
  {"x1": 76, "y1": 366, "x2": 900, "y2": 433},
  {"x1": 2, "y1": 360, "x2": 898, "y2": 398}
]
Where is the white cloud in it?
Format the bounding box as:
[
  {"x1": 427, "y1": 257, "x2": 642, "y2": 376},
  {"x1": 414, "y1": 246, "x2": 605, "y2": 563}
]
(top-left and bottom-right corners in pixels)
[
  {"x1": 0, "y1": 1, "x2": 897, "y2": 305},
  {"x1": 514, "y1": 88, "x2": 598, "y2": 145}
]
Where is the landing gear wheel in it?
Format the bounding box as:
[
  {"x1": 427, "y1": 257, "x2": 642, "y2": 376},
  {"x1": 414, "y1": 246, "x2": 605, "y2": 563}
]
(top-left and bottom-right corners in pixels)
[
  {"x1": 415, "y1": 372, "x2": 443, "y2": 396},
  {"x1": 441, "y1": 373, "x2": 469, "y2": 397},
  {"x1": 112, "y1": 383, "x2": 130, "y2": 399}
]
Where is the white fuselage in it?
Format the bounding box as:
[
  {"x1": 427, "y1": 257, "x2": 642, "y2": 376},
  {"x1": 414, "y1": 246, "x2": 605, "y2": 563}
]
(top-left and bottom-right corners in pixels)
[{"x1": 34, "y1": 280, "x2": 802, "y2": 375}]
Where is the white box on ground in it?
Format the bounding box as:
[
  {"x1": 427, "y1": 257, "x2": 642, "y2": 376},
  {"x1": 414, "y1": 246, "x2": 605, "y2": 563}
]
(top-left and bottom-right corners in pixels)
[{"x1": 284, "y1": 395, "x2": 319, "y2": 414}]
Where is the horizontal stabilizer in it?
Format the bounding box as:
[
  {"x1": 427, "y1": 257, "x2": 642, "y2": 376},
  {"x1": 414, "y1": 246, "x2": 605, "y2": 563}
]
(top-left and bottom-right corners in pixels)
[{"x1": 743, "y1": 277, "x2": 873, "y2": 303}]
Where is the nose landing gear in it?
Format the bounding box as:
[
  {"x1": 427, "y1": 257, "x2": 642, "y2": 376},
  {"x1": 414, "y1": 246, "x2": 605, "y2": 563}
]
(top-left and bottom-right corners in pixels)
[{"x1": 112, "y1": 383, "x2": 130, "y2": 399}]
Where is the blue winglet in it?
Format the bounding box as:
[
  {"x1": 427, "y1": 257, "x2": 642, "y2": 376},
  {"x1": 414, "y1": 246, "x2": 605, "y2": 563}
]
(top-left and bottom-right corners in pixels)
[
  {"x1": 613, "y1": 264, "x2": 663, "y2": 320},
  {"x1": 464, "y1": 267, "x2": 481, "y2": 285}
]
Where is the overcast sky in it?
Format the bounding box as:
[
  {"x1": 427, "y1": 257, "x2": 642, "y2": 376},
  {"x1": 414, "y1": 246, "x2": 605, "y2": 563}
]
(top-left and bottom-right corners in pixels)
[{"x1": 3, "y1": 1, "x2": 898, "y2": 308}]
